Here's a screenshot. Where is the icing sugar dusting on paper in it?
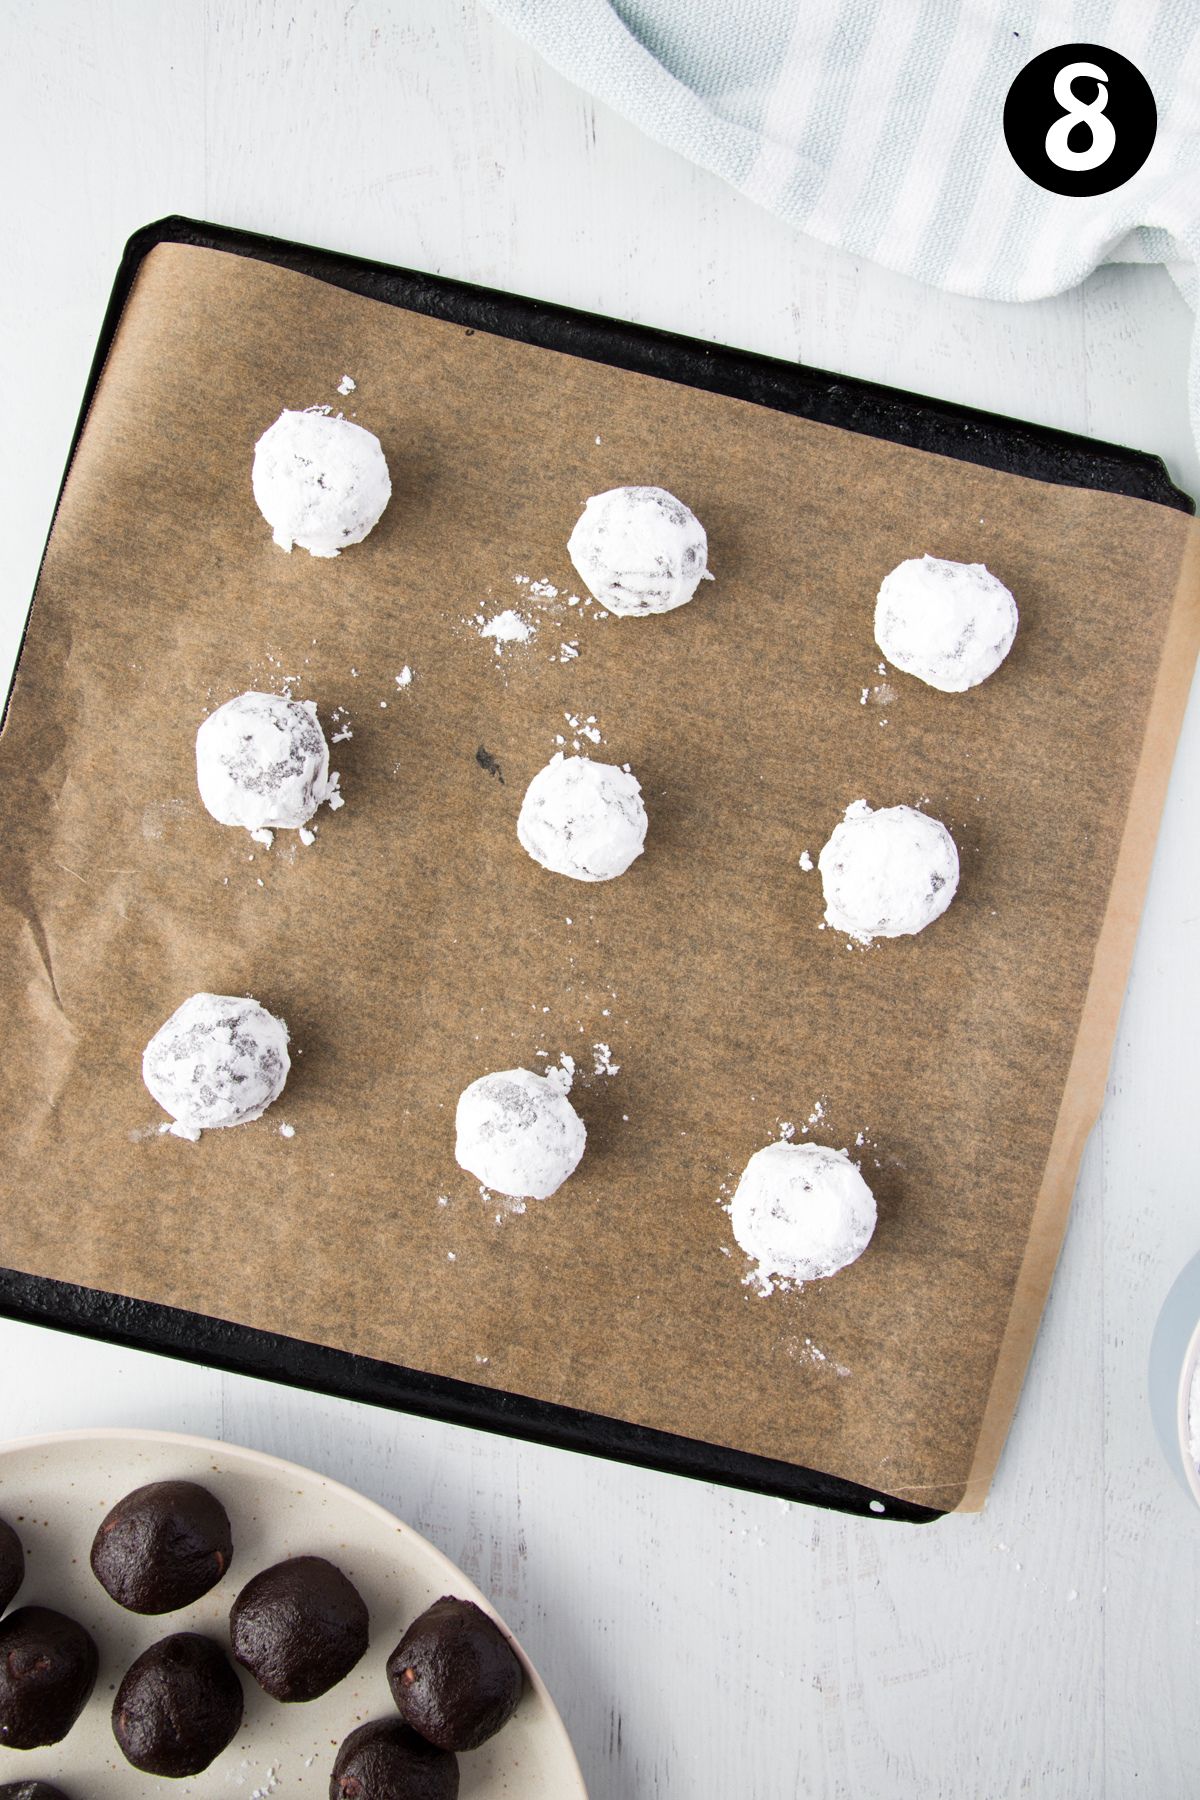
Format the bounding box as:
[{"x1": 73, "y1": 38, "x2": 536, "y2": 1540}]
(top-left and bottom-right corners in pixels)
[{"x1": 479, "y1": 610, "x2": 534, "y2": 652}]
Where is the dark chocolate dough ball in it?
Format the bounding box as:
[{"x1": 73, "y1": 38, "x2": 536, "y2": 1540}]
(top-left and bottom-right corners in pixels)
[
  {"x1": 112, "y1": 1632, "x2": 243, "y2": 1778},
  {"x1": 230, "y1": 1555, "x2": 368, "y2": 1702},
  {"x1": 0, "y1": 1519, "x2": 24, "y2": 1616},
  {"x1": 386, "y1": 1596, "x2": 523, "y2": 1752},
  {"x1": 0, "y1": 1607, "x2": 98, "y2": 1749},
  {"x1": 0, "y1": 1784, "x2": 72, "y2": 1800},
  {"x1": 90, "y1": 1479, "x2": 233, "y2": 1614},
  {"x1": 330, "y1": 1718, "x2": 458, "y2": 1800}
]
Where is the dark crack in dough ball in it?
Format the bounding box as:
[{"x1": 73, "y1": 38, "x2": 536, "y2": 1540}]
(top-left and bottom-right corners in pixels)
[
  {"x1": 230, "y1": 1556, "x2": 368, "y2": 1702},
  {"x1": 330, "y1": 1717, "x2": 459, "y2": 1800},
  {"x1": 112, "y1": 1632, "x2": 244, "y2": 1777},
  {"x1": 0, "y1": 1608, "x2": 98, "y2": 1749},
  {"x1": 0, "y1": 1519, "x2": 24, "y2": 1616},
  {"x1": 91, "y1": 1479, "x2": 233, "y2": 1614},
  {"x1": 386, "y1": 1597, "x2": 524, "y2": 1752},
  {"x1": 0, "y1": 1782, "x2": 73, "y2": 1800}
]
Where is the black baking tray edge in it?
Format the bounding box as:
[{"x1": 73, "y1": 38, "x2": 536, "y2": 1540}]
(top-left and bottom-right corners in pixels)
[{"x1": 4, "y1": 216, "x2": 1192, "y2": 1527}]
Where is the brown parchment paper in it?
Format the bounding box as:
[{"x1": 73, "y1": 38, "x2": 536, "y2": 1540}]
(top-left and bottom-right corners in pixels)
[{"x1": 2, "y1": 244, "x2": 1198, "y2": 1513}]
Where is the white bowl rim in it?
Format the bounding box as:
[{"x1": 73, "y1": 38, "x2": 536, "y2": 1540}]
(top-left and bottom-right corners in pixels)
[{"x1": 1175, "y1": 1321, "x2": 1200, "y2": 1507}]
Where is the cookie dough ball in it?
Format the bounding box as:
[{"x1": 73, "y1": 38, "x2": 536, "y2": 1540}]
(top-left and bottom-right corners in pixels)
[
  {"x1": 731, "y1": 1142, "x2": 877, "y2": 1287},
  {"x1": 387, "y1": 1597, "x2": 524, "y2": 1752},
  {"x1": 0, "y1": 1519, "x2": 24, "y2": 1616},
  {"x1": 818, "y1": 801, "x2": 959, "y2": 944},
  {"x1": 455, "y1": 1068, "x2": 586, "y2": 1201},
  {"x1": 517, "y1": 753, "x2": 647, "y2": 882},
  {"x1": 142, "y1": 992, "x2": 290, "y2": 1141},
  {"x1": 252, "y1": 408, "x2": 391, "y2": 557},
  {"x1": 567, "y1": 484, "x2": 713, "y2": 616},
  {"x1": 875, "y1": 555, "x2": 1017, "y2": 692},
  {"x1": 0, "y1": 1784, "x2": 72, "y2": 1800},
  {"x1": 0, "y1": 1608, "x2": 98, "y2": 1749},
  {"x1": 331, "y1": 1718, "x2": 459, "y2": 1800},
  {"x1": 197, "y1": 690, "x2": 340, "y2": 839},
  {"x1": 112, "y1": 1633, "x2": 244, "y2": 1777},
  {"x1": 91, "y1": 1480, "x2": 233, "y2": 1614},
  {"x1": 230, "y1": 1556, "x2": 368, "y2": 1703}
]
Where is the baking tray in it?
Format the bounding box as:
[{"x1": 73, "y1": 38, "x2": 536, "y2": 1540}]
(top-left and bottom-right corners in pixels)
[{"x1": 0, "y1": 216, "x2": 1191, "y2": 1527}]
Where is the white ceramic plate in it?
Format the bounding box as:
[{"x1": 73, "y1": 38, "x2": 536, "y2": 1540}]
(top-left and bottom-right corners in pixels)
[{"x1": 0, "y1": 1429, "x2": 586, "y2": 1798}]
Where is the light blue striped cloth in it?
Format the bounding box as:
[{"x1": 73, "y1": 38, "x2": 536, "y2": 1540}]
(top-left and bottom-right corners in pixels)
[{"x1": 481, "y1": 0, "x2": 1200, "y2": 475}]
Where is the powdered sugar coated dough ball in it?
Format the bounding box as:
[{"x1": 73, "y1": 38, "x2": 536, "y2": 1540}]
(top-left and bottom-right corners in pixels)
[
  {"x1": 517, "y1": 753, "x2": 647, "y2": 882},
  {"x1": 567, "y1": 485, "x2": 713, "y2": 616},
  {"x1": 818, "y1": 801, "x2": 959, "y2": 943},
  {"x1": 252, "y1": 408, "x2": 392, "y2": 557},
  {"x1": 197, "y1": 691, "x2": 340, "y2": 837},
  {"x1": 875, "y1": 554, "x2": 1017, "y2": 692},
  {"x1": 731, "y1": 1141, "x2": 877, "y2": 1288},
  {"x1": 143, "y1": 993, "x2": 290, "y2": 1141},
  {"x1": 455, "y1": 1067, "x2": 587, "y2": 1200}
]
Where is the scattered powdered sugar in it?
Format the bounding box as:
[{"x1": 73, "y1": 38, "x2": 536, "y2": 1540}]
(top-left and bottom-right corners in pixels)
[
  {"x1": 279, "y1": 1122, "x2": 295, "y2": 1139},
  {"x1": 511, "y1": 573, "x2": 560, "y2": 600},
  {"x1": 396, "y1": 665, "x2": 413, "y2": 688},
  {"x1": 798, "y1": 850, "x2": 813, "y2": 872},
  {"x1": 141, "y1": 797, "x2": 190, "y2": 842},
  {"x1": 592, "y1": 1042, "x2": 620, "y2": 1077},
  {"x1": 563, "y1": 711, "x2": 602, "y2": 747},
  {"x1": 128, "y1": 1120, "x2": 170, "y2": 1143},
  {"x1": 226, "y1": 1759, "x2": 281, "y2": 1796},
  {"x1": 337, "y1": 374, "x2": 356, "y2": 395},
  {"x1": 784, "y1": 1335, "x2": 852, "y2": 1377},
  {"x1": 479, "y1": 610, "x2": 535, "y2": 652}
]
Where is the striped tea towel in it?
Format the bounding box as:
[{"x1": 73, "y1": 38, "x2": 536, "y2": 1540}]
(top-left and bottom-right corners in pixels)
[{"x1": 480, "y1": 0, "x2": 1200, "y2": 476}]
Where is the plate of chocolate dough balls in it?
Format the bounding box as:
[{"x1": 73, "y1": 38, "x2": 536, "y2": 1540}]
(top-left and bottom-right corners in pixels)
[{"x1": 0, "y1": 1429, "x2": 585, "y2": 1798}]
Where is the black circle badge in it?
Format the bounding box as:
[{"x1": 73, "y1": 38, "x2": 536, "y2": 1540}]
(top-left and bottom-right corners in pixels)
[{"x1": 1003, "y1": 43, "x2": 1156, "y2": 196}]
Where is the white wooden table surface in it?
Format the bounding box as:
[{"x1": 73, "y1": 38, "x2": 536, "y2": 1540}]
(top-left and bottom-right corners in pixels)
[{"x1": 3, "y1": 5, "x2": 1200, "y2": 1796}]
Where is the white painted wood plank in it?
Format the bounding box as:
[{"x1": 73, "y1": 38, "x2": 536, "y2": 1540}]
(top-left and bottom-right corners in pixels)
[{"x1": 0, "y1": 2, "x2": 1197, "y2": 1795}]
